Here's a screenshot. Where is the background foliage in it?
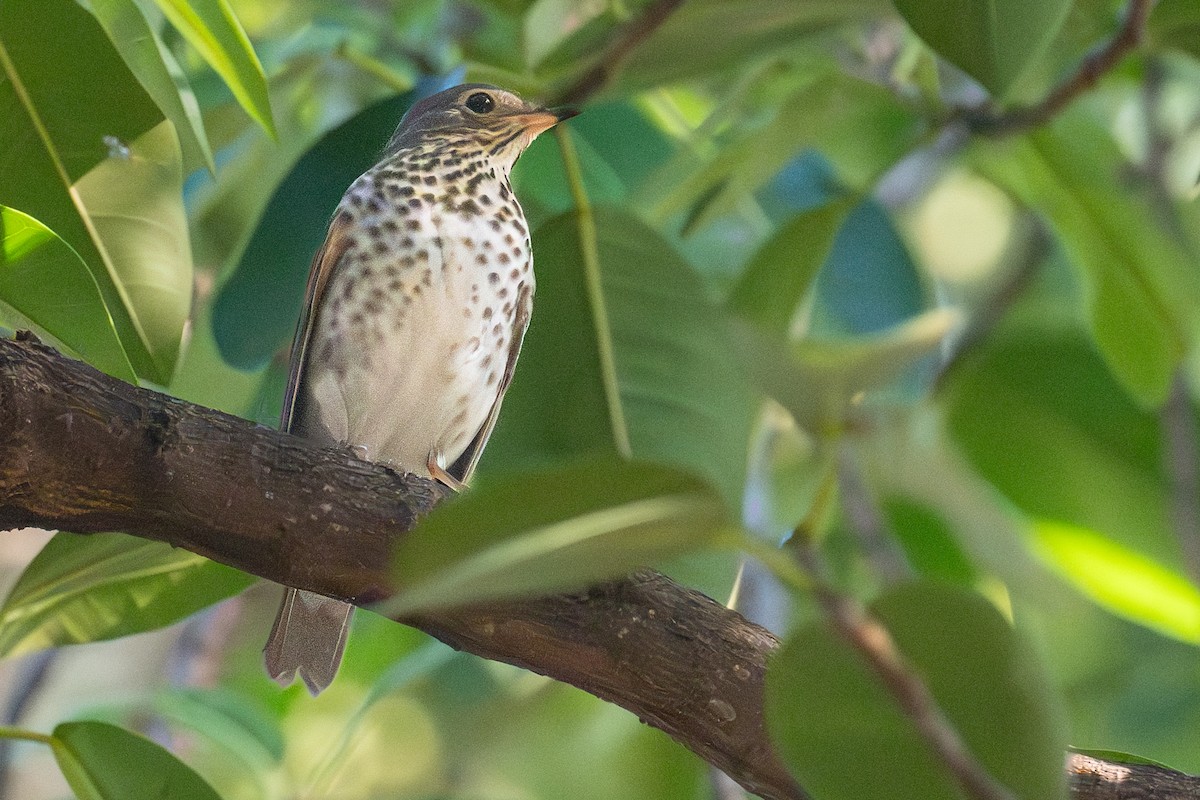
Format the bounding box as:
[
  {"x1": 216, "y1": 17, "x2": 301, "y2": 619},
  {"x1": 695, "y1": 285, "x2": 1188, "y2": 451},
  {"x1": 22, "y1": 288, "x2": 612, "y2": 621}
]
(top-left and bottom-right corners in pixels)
[{"x1": 2, "y1": 0, "x2": 1200, "y2": 798}]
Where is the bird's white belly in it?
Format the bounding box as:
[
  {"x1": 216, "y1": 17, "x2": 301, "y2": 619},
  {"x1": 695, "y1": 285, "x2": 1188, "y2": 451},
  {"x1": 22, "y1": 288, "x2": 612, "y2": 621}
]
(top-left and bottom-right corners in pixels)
[{"x1": 302, "y1": 207, "x2": 526, "y2": 478}]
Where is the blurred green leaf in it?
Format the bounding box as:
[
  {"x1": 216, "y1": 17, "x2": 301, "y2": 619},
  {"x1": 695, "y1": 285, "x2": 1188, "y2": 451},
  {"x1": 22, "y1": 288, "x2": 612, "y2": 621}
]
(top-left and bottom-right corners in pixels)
[
  {"x1": 0, "y1": 532, "x2": 253, "y2": 657},
  {"x1": 524, "y1": 0, "x2": 613, "y2": 70},
  {"x1": 893, "y1": 0, "x2": 1072, "y2": 97},
  {"x1": 727, "y1": 197, "x2": 856, "y2": 335},
  {"x1": 88, "y1": 0, "x2": 215, "y2": 172},
  {"x1": 1034, "y1": 520, "x2": 1200, "y2": 645},
  {"x1": 149, "y1": 0, "x2": 275, "y2": 137},
  {"x1": 766, "y1": 581, "x2": 1066, "y2": 800},
  {"x1": 973, "y1": 110, "x2": 1200, "y2": 406},
  {"x1": 155, "y1": 688, "x2": 285, "y2": 765},
  {"x1": 942, "y1": 322, "x2": 1179, "y2": 566},
  {"x1": 73, "y1": 120, "x2": 194, "y2": 384},
  {"x1": 212, "y1": 93, "x2": 411, "y2": 370},
  {"x1": 381, "y1": 459, "x2": 729, "y2": 616},
  {"x1": 1150, "y1": 0, "x2": 1200, "y2": 60},
  {"x1": 734, "y1": 308, "x2": 960, "y2": 432},
  {"x1": 882, "y1": 495, "x2": 979, "y2": 584},
  {"x1": 52, "y1": 721, "x2": 222, "y2": 800},
  {"x1": 647, "y1": 75, "x2": 923, "y2": 230},
  {"x1": 486, "y1": 207, "x2": 757, "y2": 509},
  {"x1": 0, "y1": 0, "x2": 180, "y2": 381},
  {"x1": 616, "y1": 0, "x2": 885, "y2": 91},
  {"x1": 0, "y1": 207, "x2": 135, "y2": 381}
]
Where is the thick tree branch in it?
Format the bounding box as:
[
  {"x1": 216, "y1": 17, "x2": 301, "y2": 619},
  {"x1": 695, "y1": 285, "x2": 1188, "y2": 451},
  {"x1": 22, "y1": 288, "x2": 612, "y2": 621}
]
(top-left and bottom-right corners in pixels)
[
  {"x1": 1, "y1": 335, "x2": 1198, "y2": 800},
  {"x1": 0, "y1": 335, "x2": 800, "y2": 800}
]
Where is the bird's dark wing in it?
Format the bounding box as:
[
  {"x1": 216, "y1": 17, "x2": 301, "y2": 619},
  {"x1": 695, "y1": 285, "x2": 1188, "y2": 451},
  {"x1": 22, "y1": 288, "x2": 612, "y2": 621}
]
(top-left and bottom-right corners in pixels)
[
  {"x1": 279, "y1": 211, "x2": 353, "y2": 435},
  {"x1": 448, "y1": 281, "x2": 534, "y2": 484}
]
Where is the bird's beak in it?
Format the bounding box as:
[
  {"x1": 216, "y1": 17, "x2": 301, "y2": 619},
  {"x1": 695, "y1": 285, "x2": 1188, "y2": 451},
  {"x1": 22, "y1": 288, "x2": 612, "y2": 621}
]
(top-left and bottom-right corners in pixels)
[{"x1": 516, "y1": 106, "x2": 580, "y2": 136}]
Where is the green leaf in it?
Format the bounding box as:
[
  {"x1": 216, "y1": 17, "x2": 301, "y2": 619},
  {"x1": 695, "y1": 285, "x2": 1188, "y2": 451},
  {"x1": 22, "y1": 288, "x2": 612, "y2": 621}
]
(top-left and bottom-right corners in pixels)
[
  {"x1": 212, "y1": 93, "x2": 412, "y2": 370},
  {"x1": 72, "y1": 120, "x2": 195, "y2": 384},
  {"x1": 1149, "y1": 0, "x2": 1200, "y2": 60},
  {"x1": 0, "y1": 0, "x2": 182, "y2": 381},
  {"x1": 380, "y1": 459, "x2": 729, "y2": 616},
  {"x1": 51, "y1": 721, "x2": 222, "y2": 800},
  {"x1": 734, "y1": 308, "x2": 961, "y2": 433},
  {"x1": 727, "y1": 197, "x2": 856, "y2": 335},
  {"x1": 0, "y1": 532, "x2": 254, "y2": 657},
  {"x1": 1034, "y1": 520, "x2": 1200, "y2": 645},
  {"x1": 645, "y1": 75, "x2": 923, "y2": 230},
  {"x1": 485, "y1": 207, "x2": 758, "y2": 509},
  {"x1": 616, "y1": 0, "x2": 886, "y2": 91},
  {"x1": 882, "y1": 495, "x2": 979, "y2": 584},
  {"x1": 893, "y1": 0, "x2": 1072, "y2": 97},
  {"x1": 149, "y1": 0, "x2": 274, "y2": 137},
  {"x1": 766, "y1": 581, "x2": 1066, "y2": 800},
  {"x1": 0, "y1": 207, "x2": 135, "y2": 381},
  {"x1": 942, "y1": 317, "x2": 1179, "y2": 568},
  {"x1": 972, "y1": 110, "x2": 1200, "y2": 406},
  {"x1": 88, "y1": 0, "x2": 215, "y2": 172}
]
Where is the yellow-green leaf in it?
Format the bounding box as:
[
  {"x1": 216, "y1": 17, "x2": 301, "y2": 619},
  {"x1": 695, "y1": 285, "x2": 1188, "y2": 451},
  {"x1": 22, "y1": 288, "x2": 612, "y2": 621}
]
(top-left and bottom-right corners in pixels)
[
  {"x1": 150, "y1": 0, "x2": 274, "y2": 138},
  {"x1": 1033, "y1": 519, "x2": 1200, "y2": 644}
]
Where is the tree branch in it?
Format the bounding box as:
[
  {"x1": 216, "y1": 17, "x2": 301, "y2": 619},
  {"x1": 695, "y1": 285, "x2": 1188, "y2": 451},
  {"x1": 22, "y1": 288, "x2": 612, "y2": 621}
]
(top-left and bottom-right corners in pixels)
[
  {"x1": 962, "y1": 0, "x2": 1155, "y2": 136},
  {"x1": 0, "y1": 334, "x2": 801, "y2": 800},
  {"x1": 1, "y1": 335, "x2": 1198, "y2": 800},
  {"x1": 548, "y1": 0, "x2": 686, "y2": 106}
]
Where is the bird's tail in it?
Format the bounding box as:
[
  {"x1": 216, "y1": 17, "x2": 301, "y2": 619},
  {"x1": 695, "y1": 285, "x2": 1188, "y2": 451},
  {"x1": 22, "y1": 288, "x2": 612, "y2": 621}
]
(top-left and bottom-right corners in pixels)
[{"x1": 264, "y1": 588, "x2": 353, "y2": 695}]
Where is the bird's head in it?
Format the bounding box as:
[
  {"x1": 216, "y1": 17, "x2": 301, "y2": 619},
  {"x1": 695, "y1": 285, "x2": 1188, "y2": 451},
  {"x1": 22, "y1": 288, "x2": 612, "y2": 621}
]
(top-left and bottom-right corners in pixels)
[{"x1": 384, "y1": 84, "x2": 577, "y2": 169}]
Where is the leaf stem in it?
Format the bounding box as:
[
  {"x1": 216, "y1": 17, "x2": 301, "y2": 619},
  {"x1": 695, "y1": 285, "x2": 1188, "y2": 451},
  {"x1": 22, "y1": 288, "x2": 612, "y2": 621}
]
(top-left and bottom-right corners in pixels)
[
  {"x1": 0, "y1": 725, "x2": 54, "y2": 746},
  {"x1": 555, "y1": 126, "x2": 633, "y2": 458}
]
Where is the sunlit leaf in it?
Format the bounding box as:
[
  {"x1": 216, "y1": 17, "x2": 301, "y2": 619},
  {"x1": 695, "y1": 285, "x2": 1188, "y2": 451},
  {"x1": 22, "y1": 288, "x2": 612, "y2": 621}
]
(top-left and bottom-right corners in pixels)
[
  {"x1": 149, "y1": 0, "x2": 275, "y2": 137},
  {"x1": 1034, "y1": 520, "x2": 1200, "y2": 644},
  {"x1": 380, "y1": 459, "x2": 729, "y2": 616},
  {"x1": 73, "y1": 120, "x2": 194, "y2": 383},
  {"x1": 0, "y1": 532, "x2": 254, "y2": 657},
  {"x1": 766, "y1": 581, "x2": 1066, "y2": 800},
  {"x1": 894, "y1": 0, "x2": 1072, "y2": 97},
  {"x1": 88, "y1": 0, "x2": 215, "y2": 173},
  {"x1": 0, "y1": 0, "x2": 179, "y2": 381},
  {"x1": 972, "y1": 110, "x2": 1200, "y2": 406},
  {"x1": 0, "y1": 207, "x2": 135, "y2": 381},
  {"x1": 52, "y1": 721, "x2": 222, "y2": 800}
]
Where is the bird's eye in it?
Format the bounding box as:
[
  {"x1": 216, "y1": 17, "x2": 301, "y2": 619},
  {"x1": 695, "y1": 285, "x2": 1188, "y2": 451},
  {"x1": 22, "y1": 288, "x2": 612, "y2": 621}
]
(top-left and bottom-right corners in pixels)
[{"x1": 465, "y1": 92, "x2": 495, "y2": 114}]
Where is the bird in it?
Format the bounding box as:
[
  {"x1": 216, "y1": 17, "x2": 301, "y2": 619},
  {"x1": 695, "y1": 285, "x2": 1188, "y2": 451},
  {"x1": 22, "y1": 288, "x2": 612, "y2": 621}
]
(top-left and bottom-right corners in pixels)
[{"x1": 264, "y1": 84, "x2": 577, "y2": 695}]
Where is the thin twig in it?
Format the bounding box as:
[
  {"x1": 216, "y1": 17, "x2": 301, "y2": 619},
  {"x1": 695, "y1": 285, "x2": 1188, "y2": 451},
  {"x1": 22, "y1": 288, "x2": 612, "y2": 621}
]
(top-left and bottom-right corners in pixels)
[
  {"x1": 794, "y1": 546, "x2": 1020, "y2": 800},
  {"x1": 548, "y1": 0, "x2": 687, "y2": 106},
  {"x1": 1162, "y1": 374, "x2": 1200, "y2": 584},
  {"x1": 961, "y1": 0, "x2": 1156, "y2": 136}
]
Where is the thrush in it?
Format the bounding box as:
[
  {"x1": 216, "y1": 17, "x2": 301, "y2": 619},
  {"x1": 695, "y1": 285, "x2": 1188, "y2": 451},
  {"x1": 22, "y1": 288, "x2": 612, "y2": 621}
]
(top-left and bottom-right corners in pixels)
[{"x1": 264, "y1": 84, "x2": 577, "y2": 694}]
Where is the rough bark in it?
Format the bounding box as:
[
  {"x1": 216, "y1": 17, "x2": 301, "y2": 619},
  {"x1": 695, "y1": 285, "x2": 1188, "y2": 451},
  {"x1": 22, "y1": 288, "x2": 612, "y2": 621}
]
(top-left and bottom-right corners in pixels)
[
  {"x1": 0, "y1": 335, "x2": 800, "y2": 800},
  {"x1": 0, "y1": 335, "x2": 1197, "y2": 800}
]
